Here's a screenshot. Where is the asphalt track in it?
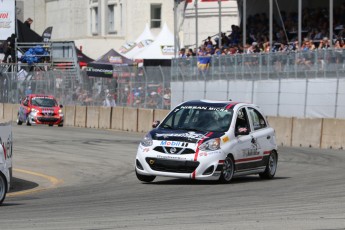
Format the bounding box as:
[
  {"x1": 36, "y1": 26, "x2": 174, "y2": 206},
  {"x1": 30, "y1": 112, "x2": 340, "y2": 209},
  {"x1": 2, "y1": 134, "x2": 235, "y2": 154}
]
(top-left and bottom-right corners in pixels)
[{"x1": 1, "y1": 125, "x2": 345, "y2": 230}]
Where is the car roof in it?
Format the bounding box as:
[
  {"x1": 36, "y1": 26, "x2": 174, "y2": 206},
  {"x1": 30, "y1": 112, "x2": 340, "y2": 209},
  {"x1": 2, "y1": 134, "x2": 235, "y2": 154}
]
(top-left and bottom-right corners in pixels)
[
  {"x1": 28, "y1": 94, "x2": 55, "y2": 99},
  {"x1": 178, "y1": 99, "x2": 255, "y2": 110}
]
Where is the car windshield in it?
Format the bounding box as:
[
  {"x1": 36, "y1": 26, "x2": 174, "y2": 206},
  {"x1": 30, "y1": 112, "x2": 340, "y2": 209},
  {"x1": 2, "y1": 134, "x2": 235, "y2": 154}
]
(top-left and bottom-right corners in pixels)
[
  {"x1": 31, "y1": 97, "x2": 58, "y2": 107},
  {"x1": 160, "y1": 105, "x2": 234, "y2": 132}
]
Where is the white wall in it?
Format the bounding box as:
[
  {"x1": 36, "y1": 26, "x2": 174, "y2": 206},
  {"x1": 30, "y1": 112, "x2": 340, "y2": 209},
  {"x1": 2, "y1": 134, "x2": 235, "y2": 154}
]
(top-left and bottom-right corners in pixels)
[{"x1": 171, "y1": 78, "x2": 345, "y2": 119}]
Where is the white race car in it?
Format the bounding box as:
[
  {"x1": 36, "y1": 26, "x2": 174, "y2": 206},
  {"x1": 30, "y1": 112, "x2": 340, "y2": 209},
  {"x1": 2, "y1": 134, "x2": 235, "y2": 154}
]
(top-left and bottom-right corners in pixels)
[
  {"x1": 135, "y1": 100, "x2": 278, "y2": 183},
  {"x1": 0, "y1": 122, "x2": 13, "y2": 205}
]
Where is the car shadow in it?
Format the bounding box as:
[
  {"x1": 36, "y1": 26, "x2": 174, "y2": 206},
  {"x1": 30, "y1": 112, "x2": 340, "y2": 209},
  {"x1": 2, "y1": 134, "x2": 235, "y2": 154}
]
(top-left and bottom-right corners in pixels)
[
  {"x1": 144, "y1": 176, "x2": 290, "y2": 185},
  {"x1": 9, "y1": 177, "x2": 39, "y2": 193}
]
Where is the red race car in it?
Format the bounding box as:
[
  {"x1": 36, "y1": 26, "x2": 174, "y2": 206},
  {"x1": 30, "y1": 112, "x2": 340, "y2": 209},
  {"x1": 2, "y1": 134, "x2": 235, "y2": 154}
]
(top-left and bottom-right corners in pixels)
[{"x1": 17, "y1": 94, "x2": 64, "y2": 127}]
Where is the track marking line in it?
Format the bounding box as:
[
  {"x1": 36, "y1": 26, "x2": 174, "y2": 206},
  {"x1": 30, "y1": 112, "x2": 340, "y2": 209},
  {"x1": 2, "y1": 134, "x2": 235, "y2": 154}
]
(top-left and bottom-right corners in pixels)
[{"x1": 7, "y1": 168, "x2": 63, "y2": 197}]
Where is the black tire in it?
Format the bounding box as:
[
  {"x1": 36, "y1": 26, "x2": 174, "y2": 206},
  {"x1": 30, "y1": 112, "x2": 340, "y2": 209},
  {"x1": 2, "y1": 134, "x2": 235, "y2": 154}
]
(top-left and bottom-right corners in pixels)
[
  {"x1": 136, "y1": 169, "x2": 155, "y2": 182},
  {"x1": 48, "y1": 124, "x2": 54, "y2": 127},
  {"x1": 259, "y1": 151, "x2": 278, "y2": 179},
  {"x1": 219, "y1": 156, "x2": 235, "y2": 183},
  {"x1": 16, "y1": 113, "x2": 22, "y2": 125},
  {"x1": 58, "y1": 123, "x2": 63, "y2": 127},
  {"x1": 26, "y1": 117, "x2": 31, "y2": 126},
  {"x1": 0, "y1": 173, "x2": 7, "y2": 205}
]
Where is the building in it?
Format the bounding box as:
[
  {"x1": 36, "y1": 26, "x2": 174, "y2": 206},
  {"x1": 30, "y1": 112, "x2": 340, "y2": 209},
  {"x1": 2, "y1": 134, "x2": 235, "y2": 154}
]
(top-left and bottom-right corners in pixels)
[{"x1": 16, "y1": 0, "x2": 240, "y2": 59}]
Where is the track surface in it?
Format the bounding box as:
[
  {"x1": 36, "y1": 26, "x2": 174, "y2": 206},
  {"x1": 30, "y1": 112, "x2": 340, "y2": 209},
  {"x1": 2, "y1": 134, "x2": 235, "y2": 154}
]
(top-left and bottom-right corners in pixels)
[{"x1": 1, "y1": 125, "x2": 345, "y2": 230}]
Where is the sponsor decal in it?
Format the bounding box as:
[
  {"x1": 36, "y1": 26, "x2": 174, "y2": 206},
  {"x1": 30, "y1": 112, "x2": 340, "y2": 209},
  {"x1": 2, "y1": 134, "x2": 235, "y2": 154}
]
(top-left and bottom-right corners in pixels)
[
  {"x1": 143, "y1": 148, "x2": 150, "y2": 152},
  {"x1": 199, "y1": 152, "x2": 208, "y2": 157},
  {"x1": 161, "y1": 45, "x2": 174, "y2": 55},
  {"x1": 180, "y1": 106, "x2": 228, "y2": 112},
  {"x1": 0, "y1": 134, "x2": 12, "y2": 159},
  {"x1": 160, "y1": 141, "x2": 185, "y2": 147},
  {"x1": 108, "y1": 56, "x2": 123, "y2": 64},
  {"x1": 157, "y1": 132, "x2": 206, "y2": 141},
  {"x1": 157, "y1": 155, "x2": 187, "y2": 160}
]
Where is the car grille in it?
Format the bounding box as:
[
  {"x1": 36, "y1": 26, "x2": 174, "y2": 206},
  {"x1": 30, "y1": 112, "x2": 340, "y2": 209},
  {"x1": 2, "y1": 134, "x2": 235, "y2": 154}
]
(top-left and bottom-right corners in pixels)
[
  {"x1": 146, "y1": 157, "x2": 199, "y2": 173},
  {"x1": 37, "y1": 117, "x2": 59, "y2": 122},
  {"x1": 153, "y1": 146, "x2": 195, "y2": 155}
]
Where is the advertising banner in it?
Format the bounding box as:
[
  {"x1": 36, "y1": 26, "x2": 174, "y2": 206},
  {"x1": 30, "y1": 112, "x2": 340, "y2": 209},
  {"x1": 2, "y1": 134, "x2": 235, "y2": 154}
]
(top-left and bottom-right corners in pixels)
[
  {"x1": 86, "y1": 63, "x2": 113, "y2": 78},
  {"x1": 0, "y1": 0, "x2": 15, "y2": 40}
]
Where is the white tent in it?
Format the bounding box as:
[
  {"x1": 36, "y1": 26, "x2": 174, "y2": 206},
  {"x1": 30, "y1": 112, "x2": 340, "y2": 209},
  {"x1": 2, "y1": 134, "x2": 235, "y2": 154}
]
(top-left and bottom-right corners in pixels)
[
  {"x1": 134, "y1": 23, "x2": 175, "y2": 60},
  {"x1": 119, "y1": 23, "x2": 155, "y2": 59}
]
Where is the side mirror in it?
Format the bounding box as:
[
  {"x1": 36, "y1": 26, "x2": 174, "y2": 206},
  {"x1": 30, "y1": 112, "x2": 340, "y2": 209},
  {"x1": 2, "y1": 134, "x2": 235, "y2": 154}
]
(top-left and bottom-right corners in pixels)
[
  {"x1": 152, "y1": 120, "x2": 160, "y2": 128},
  {"x1": 59, "y1": 104, "x2": 63, "y2": 108}
]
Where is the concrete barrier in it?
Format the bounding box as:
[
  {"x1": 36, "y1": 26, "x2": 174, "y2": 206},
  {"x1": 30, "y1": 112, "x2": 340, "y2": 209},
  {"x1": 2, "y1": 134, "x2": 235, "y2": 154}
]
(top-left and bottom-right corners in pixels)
[
  {"x1": 111, "y1": 107, "x2": 124, "y2": 130},
  {"x1": 292, "y1": 117, "x2": 322, "y2": 148},
  {"x1": 11, "y1": 104, "x2": 20, "y2": 122},
  {"x1": 123, "y1": 107, "x2": 138, "y2": 132},
  {"x1": 321, "y1": 118, "x2": 345, "y2": 149},
  {"x1": 138, "y1": 109, "x2": 154, "y2": 133},
  {"x1": 3, "y1": 104, "x2": 13, "y2": 122},
  {"x1": 64, "y1": 106, "x2": 76, "y2": 126},
  {"x1": 4, "y1": 101, "x2": 345, "y2": 149},
  {"x1": 267, "y1": 116, "x2": 293, "y2": 147},
  {"x1": 153, "y1": 109, "x2": 170, "y2": 122},
  {"x1": 0, "y1": 103, "x2": 3, "y2": 120},
  {"x1": 75, "y1": 106, "x2": 87, "y2": 128},
  {"x1": 99, "y1": 107, "x2": 112, "y2": 129},
  {"x1": 86, "y1": 106, "x2": 100, "y2": 128}
]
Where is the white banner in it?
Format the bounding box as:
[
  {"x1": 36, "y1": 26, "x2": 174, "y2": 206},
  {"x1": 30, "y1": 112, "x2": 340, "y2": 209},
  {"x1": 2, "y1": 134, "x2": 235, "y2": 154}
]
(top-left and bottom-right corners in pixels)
[{"x1": 0, "y1": 0, "x2": 15, "y2": 40}]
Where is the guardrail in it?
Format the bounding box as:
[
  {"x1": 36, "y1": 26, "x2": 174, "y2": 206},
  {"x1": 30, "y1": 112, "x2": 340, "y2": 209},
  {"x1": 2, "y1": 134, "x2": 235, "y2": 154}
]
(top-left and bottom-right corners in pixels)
[{"x1": 0, "y1": 103, "x2": 344, "y2": 150}]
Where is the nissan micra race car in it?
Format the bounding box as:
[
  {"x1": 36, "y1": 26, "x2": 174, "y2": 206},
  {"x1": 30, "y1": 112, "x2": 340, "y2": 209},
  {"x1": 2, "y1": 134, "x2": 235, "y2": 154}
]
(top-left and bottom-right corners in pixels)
[
  {"x1": 135, "y1": 100, "x2": 278, "y2": 183},
  {"x1": 17, "y1": 94, "x2": 64, "y2": 127}
]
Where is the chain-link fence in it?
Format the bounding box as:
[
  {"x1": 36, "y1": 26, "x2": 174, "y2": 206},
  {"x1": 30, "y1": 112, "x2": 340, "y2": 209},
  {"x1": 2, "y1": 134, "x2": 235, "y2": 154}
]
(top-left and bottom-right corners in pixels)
[
  {"x1": 1, "y1": 48, "x2": 345, "y2": 117},
  {"x1": 0, "y1": 64, "x2": 172, "y2": 110}
]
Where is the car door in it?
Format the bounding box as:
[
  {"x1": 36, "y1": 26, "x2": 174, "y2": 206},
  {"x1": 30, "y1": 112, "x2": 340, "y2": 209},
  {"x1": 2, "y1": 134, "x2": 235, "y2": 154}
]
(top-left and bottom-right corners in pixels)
[
  {"x1": 247, "y1": 106, "x2": 275, "y2": 168},
  {"x1": 233, "y1": 107, "x2": 257, "y2": 171}
]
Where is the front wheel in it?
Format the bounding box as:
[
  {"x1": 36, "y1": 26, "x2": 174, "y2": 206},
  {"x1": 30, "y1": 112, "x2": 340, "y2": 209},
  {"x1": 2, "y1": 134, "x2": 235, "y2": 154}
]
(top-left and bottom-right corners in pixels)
[
  {"x1": 0, "y1": 173, "x2": 7, "y2": 205},
  {"x1": 135, "y1": 169, "x2": 155, "y2": 182},
  {"x1": 259, "y1": 151, "x2": 278, "y2": 179},
  {"x1": 219, "y1": 156, "x2": 234, "y2": 183}
]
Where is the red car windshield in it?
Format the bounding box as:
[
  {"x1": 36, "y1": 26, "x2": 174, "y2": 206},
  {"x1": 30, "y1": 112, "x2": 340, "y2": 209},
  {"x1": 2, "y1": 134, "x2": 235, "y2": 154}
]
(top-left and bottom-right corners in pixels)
[{"x1": 31, "y1": 97, "x2": 58, "y2": 107}]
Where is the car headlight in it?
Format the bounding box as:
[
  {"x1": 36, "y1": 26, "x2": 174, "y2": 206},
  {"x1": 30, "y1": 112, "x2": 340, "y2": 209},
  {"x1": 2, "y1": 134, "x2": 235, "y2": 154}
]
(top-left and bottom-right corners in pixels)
[
  {"x1": 141, "y1": 133, "x2": 153, "y2": 147},
  {"x1": 198, "y1": 138, "x2": 220, "y2": 151},
  {"x1": 58, "y1": 109, "x2": 63, "y2": 114},
  {"x1": 31, "y1": 108, "x2": 38, "y2": 113}
]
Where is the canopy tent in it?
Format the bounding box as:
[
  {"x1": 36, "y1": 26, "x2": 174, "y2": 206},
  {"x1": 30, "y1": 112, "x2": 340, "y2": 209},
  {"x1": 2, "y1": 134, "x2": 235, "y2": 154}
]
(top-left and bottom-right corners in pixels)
[
  {"x1": 16, "y1": 19, "x2": 43, "y2": 43},
  {"x1": 119, "y1": 23, "x2": 155, "y2": 59},
  {"x1": 86, "y1": 49, "x2": 136, "y2": 78},
  {"x1": 76, "y1": 47, "x2": 94, "y2": 68},
  {"x1": 134, "y1": 23, "x2": 175, "y2": 60}
]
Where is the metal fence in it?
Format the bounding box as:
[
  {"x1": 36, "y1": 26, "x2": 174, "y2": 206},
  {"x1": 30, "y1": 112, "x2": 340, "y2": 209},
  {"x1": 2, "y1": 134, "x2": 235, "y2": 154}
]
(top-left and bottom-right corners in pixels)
[{"x1": 1, "y1": 48, "x2": 345, "y2": 118}]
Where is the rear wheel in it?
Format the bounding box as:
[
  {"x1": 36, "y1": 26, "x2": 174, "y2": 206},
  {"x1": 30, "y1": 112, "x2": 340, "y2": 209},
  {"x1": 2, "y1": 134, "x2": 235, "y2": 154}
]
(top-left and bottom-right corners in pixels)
[
  {"x1": 135, "y1": 169, "x2": 155, "y2": 182},
  {"x1": 16, "y1": 113, "x2": 22, "y2": 125},
  {"x1": 0, "y1": 173, "x2": 7, "y2": 205},
  {"x1": 259, "y1": 151, "x2": 278, "y2": 179},
  {"x1": 219, "y1": 156, "x2": 234, "y2": 183},
  {"x1": 58, "y1": 123, "x2": 63, "y2": 127}
]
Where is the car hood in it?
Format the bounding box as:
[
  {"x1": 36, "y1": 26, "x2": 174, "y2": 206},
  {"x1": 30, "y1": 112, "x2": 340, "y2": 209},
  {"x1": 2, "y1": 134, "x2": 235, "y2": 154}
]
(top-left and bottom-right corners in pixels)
[{"x1": 150, "y1": 128, "x2": 225, "y2": 144}]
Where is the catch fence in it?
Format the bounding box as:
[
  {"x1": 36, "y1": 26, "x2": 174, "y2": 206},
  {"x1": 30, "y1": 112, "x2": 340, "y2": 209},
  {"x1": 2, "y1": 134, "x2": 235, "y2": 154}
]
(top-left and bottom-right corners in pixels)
[{"x1": 1, "y1": 48, "x2": 345, "y2": 118}]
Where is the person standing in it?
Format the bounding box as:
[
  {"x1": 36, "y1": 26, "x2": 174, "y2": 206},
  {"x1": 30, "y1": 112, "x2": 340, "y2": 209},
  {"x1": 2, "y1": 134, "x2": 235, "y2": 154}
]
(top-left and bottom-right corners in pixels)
[
  {"x1": 24, "y1": 18, "x2": 33, "y2": 28},
  {"x1": 2, "y1": 34, "x2": 16, "y2": 63}
]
